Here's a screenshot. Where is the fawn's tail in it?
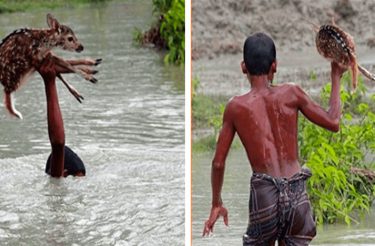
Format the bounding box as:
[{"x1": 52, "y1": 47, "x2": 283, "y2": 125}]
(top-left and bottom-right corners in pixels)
[{"x1": 4, "y1": 92, "x2": 23, "y2": 119}]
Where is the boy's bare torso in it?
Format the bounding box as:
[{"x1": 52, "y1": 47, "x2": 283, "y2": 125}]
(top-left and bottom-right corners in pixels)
[{"x1": 230, "y1": 83, "x2": 300, "y2": 177}]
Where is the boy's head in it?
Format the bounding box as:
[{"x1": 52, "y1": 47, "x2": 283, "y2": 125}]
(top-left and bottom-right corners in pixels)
[{"x1": 242, "y1": 32, "x2": 276, "y2": 76}]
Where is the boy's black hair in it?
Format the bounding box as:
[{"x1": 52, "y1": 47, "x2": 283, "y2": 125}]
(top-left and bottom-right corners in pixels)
[{"x1": 243, "y1": 32, "x2": 276, "y2": 75}]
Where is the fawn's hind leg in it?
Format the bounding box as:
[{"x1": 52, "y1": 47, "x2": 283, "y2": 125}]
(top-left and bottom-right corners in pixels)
[
  {"x1": 56, "y1": 74, "x2": 84, "y2": 103},
  {"x1": 4, "y1": 92, "x2": 23, "y2": 119},
  {"x1": 74, "y1": 65, "x2": 99, "y2": 75}
]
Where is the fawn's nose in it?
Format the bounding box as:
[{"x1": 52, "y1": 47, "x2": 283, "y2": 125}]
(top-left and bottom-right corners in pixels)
[{"x1": 76, "y1": 45, "x2": 84, "y2": 52}]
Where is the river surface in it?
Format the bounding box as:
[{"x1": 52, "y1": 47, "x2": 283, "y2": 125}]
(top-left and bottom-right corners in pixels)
[
  {"x1": 192, "y1": 149, "x2": 375, "y2": 245},
  {"x1": 0, "y1": 1, "x2": 185, "y2": 245}
]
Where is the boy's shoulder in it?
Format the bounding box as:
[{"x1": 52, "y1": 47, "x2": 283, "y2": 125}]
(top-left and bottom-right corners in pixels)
[
  {"x1": 272, "y1": 82, "x2": 305, "y2": 95},
  {"x1": 227, "y1": 92, "x2": 248, "y2": 105},
  {"x1": 224, "y1": 94, "x2": 246, "y2": 114},
  {"x1": 273, "y1": 82, "x2": 299, "y2": 89}
]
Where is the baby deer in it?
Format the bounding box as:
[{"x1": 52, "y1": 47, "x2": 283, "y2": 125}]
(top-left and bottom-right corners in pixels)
[{"x1": 0, "y1": 13, "x2": 101, "y2": 119}]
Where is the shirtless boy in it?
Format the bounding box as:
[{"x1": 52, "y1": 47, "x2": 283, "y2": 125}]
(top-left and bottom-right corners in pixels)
[{"x1": 203, "y1": 32, "x2": 346, "y2": 245}]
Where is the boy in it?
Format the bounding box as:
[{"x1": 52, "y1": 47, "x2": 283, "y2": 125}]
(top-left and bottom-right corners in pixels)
[{"x1": 203, "y1": 32, "x2": 346, "y2": 245}]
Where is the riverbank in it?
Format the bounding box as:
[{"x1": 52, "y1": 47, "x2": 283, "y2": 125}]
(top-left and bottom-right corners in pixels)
[
  {"x1": 192, "y1": 0, "x2": 375, "y2": 61},
  {"x1": 191, "y1": 0, "x2": 375, "y2": 100},
  {"x1": 0, "y1": 0, "x2": 108, "y2": 14},
  {"x1": 192, "y1": 0, "x2": 375, "y2": 145}
]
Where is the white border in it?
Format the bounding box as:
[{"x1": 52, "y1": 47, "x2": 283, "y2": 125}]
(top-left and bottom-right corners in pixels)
[{"x1": 185, "y1": 0, "x2": 192, "y2": 244}]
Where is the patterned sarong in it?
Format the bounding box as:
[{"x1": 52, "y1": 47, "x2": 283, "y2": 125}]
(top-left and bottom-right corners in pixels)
[{"x1": 243, "y1": 168, "x2": 316, "y2": 246}]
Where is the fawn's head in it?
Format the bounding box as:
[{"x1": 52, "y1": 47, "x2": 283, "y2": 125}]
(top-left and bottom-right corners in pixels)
[{"x1": 47, "y1": 14, "x2": 84, "y2": 53}]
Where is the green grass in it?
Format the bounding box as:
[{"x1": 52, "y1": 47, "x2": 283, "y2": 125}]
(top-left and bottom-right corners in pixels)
[
  {"x1": 192, "y1": 88, "x2": 242, "y2": 152},
  {"x1": 192, "y1": 135, "x2": 217, "y2": 153},
  {"x1": 192, "y1": 94, "x2": 228, "y2": 129},
  {"x1": 192, "y1": 76, "x2": 231, "y2": 151},
  {"x1": 192, "y1": 134, "x2": 242, "y2": 153}
]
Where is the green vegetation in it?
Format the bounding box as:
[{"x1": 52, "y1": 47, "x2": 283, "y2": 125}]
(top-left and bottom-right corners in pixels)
[
  {"x1": 192, "y1": 77, "x2": 241, "y2": 152},
  {"x1": 192, "y1": 77, "x2": 226, "y2": 130},
  {"x1": 300, "y1": 73, "x2": 375, "y2": 225},
  {"x1": 0, "y1": 0, "x2": 107, "y2": 13},
  {"x1": 309, "y1": 70, "x2": 317, "y2": 81},
  {"x1": 193, "y1": 72, "x2": 375, "y2": 225},
  {"x1": 135, "y1": 0, "x2": 185, "y2": 65}
]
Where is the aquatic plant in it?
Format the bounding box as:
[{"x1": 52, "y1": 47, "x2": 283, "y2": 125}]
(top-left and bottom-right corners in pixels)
[
  {"x1": 135, "y1": 0, "x2": 185, "y2": 65},
  {"x1": 300, "y1": 72, "x2": 375, "y2": 225}
]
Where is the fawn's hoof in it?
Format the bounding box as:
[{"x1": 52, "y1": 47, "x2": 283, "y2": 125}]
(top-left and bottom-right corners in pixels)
[
  {"x1": 76, "y1": 95, "x2": 84, "y2": 103},
  {"x1": 89, "y1": 77, "x2": 98, "y2": 83},
  {"x1": 95, "y1": 59, "x2": 102, "y2": 66}
]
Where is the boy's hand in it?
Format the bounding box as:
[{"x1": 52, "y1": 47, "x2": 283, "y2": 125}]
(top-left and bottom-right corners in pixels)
[
  {"x1": 38, "y1": 55, "x2": 56, "y2": 81},
  {"x1": 202, "y1": 205, "x2": 228, "y2": 237},
  {"x1": 331, "y1": 61, "x2": 348, "y2": 80}
]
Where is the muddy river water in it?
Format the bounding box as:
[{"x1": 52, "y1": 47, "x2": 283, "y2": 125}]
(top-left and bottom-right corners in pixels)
[{"x1": 192, "y1": 149, "x2": 375, "y2": 245}]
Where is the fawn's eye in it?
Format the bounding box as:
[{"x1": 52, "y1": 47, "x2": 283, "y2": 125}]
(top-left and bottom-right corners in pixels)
[{"x1": 68, "y1": 37, "x2": 74, "y2": 42}]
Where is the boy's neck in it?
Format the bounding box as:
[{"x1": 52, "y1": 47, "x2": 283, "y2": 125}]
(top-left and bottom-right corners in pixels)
[{"x1": 249, "y1": 74, "x2": 271, "y2": 90}]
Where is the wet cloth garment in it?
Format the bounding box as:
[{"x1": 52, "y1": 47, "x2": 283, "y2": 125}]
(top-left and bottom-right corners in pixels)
[
  {"x1": 45, "y1": 146, "x2": 86, "y2": 176},
  {"x1": 243, "y1": 167, "x2": 316, "y2": 246}
]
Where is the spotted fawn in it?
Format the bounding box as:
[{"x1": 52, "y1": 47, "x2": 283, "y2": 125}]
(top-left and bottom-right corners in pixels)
[{"x1": 0, "y1": 13, "x2": 101, "y2": 119}]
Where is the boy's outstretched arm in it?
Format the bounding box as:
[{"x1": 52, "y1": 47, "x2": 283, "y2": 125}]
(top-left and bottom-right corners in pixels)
[
  {"x1": 203, "y1": 101, "x2": 236, "y2": 236},
  {"x1": 38, "y1": 56, "x2": 65, "y2": 178},
  {"x1": 296, "y1": 62, "x2": 347, "y2": 132}
]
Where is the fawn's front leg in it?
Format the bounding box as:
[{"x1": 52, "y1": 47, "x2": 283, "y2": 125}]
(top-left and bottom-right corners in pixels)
[
  {"x1": 49, "y1": 55, "x2": 101, "y2": 103},
  {"x1": 65, "y1": 58, "x2": 102, "y2": 66},
  {"x1": 66, "y1": 58, "x2": 102, "y2": 77},
  {"x1": 51, "y1": 55, "x2": 98, "y2": 83}
]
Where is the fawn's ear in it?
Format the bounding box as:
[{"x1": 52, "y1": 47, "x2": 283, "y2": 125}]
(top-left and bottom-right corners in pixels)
[{"x1": 47, "y1": 14, "x2": 60, "y2": 30}]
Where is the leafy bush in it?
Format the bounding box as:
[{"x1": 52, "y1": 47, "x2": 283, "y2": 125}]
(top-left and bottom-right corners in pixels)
[
  {"x1": 158, "y1": 0, "x2": 184, "y2": 64},
  {"x1": 135, "y1": 0, "x2": 185, "y2": 65},
  {"x1": 300, "y1": 72, "x2": 375, "y2": 225}
]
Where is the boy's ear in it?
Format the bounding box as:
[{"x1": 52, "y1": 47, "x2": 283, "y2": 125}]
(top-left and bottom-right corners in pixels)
[
  {"x1": 268, "y1": 60, "x2": 277, "y2": 83},
  {"x1": 47, "y1": 13, "x2": 60, "y2": 30},
  {"x1": 241, "y1": 61, "x2": 248, "y2": 74},
  {"x1": 271, "y1": 60, "x2": 277, "y2": 73}
]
